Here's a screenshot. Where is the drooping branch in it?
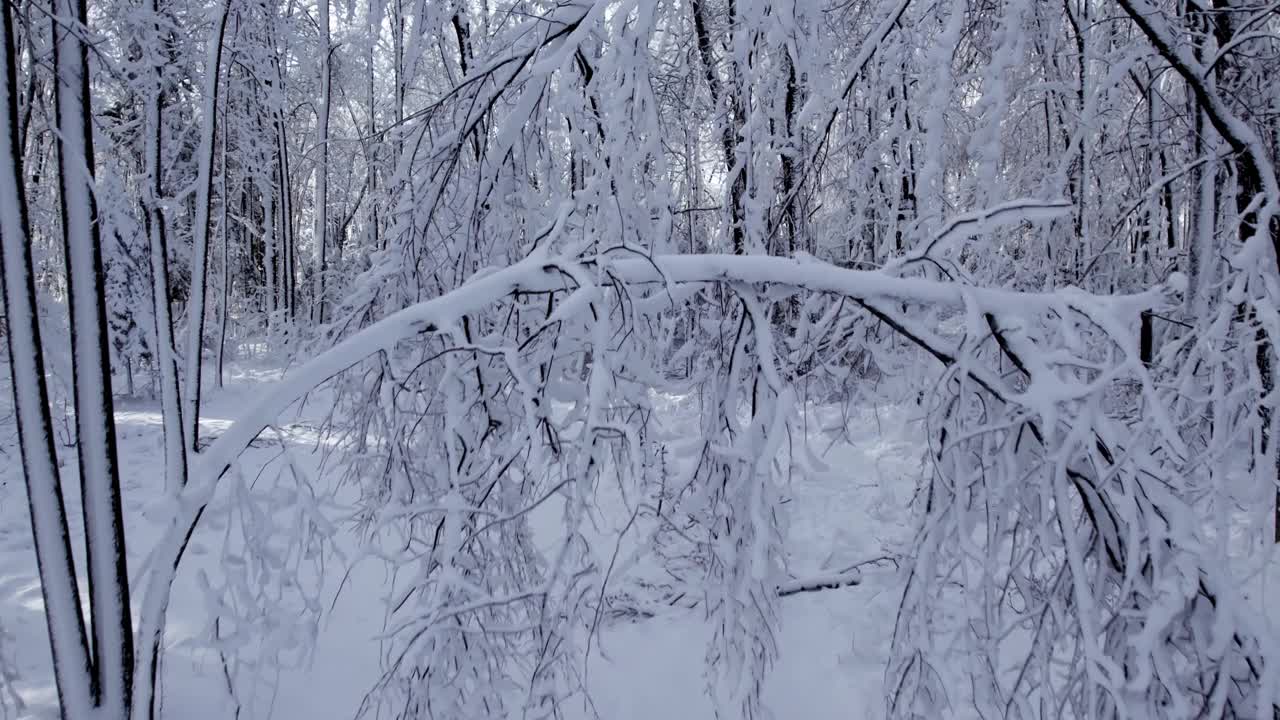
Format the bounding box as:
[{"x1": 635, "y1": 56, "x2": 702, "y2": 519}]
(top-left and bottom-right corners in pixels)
[{"x1": 129, "y1": 245, "x2": 1174, "y2": 711}]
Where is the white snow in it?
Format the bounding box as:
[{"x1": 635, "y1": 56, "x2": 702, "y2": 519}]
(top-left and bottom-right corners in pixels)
[{"x1": 0, "y1": 361, "x2": 924, "y2": 718}]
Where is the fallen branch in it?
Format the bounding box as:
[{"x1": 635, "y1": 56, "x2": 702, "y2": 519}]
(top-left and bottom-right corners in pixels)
[{"x1": 776, "y1": 569, "x2": 864, "y2": 597}]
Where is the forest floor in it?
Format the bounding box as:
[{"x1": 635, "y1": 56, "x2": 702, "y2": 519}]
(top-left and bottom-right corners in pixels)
[{"x1": 0, "y1": 358, "x2": 926, "y2": 719}]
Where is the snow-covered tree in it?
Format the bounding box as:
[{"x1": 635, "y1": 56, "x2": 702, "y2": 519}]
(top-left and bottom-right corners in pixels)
[{"x1": 4, "y1": 0, "x2": 1280, "y2": 717}]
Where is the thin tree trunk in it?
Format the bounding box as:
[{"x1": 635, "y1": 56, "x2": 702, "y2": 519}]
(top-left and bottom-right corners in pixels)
[
  {"x1": 216, "y1": 95, "x2": 229, "y2": 388},
  {"x1": 1187, "y1": 110, "x2": 1217, "y2": 317},
  {"x1": 141, "y1": 3, "x2": 186, "y2": 495},
  {"x1": 132, "y1": 0, "x2": 188, "y2": 709},
  {"x1": 16, "y1": 39, "x2": 36, "y2": 162},
  {"x1": 273, "y1": 89, "x2": 295, "y2": 322},
  {"x1": 0, "y1": 3, "x2": 96, "y2": 713},
  {"x1": 366, "y1": 0, "x2": 380, "y2": 251},
  {"x1": 1063, "y1": 0, "x2": 1087, "y2": 280},
  {"x1": 264, "y1": 184, "x2": 276, "y2": 329},
  {"x1": 51, "y1": 0, "x2": 134, "y2": 709},
  {"x1": 779, "y1": 52, "x2": 799, "y2": 257},
  {"x1": 183, "y1": 0, "x2": 232, "y2": 450},
  {"x1": 690, "y1": 0, "x2": 745, "y2": 254},
  {"x1": 314, "y1": 0, "x2": 330, "y2": 325},
  {"x1": 393, "y1": 0, "x2": 404, "y2": 159}
]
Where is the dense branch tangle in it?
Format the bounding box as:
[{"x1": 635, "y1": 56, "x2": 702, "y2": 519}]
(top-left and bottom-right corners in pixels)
[
  {"x1": 889, "y1": 291, "x2": 1280, "y2": 717},
  {"x1": 139, "y1": 232, "x2": 1215, "y2": 717}
]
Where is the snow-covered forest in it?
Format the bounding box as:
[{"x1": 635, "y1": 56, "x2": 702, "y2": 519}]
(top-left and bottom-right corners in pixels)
[{"x1": 1, "y1": 0, "x2": 1279, "y2": 716}]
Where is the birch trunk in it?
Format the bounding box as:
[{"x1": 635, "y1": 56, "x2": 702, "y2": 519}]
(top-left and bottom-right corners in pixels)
[
  {"x1": 0, "y1": 3, "x2": 95, "y2": 713},
  {"x1": 51, "y1": 0, "x2": 134, "y2": 709}
]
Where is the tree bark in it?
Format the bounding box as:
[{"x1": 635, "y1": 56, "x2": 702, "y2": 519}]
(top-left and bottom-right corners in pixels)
[
  {"x1": 141, "y1": 0, "x2": 187, "y2": 497},
  {"x1": 313, "y1": 0, "x2": 330, "y2": 324},
  {"x1": 217, "y1": 93, "x2": 230, "y2": 388},
  {"x1": 51, "y1": 0, "x2": 134, "y2": 709},
  {"x1": 183, "y1": 0, "x2": 232, "y2": 450},
  {"x1": 691, "y1": 0, "x2": 745, "y2": 254},
  {"x1": 0, "y1": 3, "x2": 96, "y2": 713}
]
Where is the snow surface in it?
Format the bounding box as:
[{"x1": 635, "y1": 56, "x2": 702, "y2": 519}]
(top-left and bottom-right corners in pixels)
[{"x1": 0, "y1": 360, "x2": 926, "y2": 718}]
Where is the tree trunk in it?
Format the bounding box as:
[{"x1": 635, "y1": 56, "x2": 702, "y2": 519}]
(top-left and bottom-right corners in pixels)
[
  {"x1": 141, "y1": 1, "x2": 187, "y2": 496},
  {"x1": 264, "y1": 185, "x2": 277, "y2": 330},
  {"x1": 51, "y1": 0, "x2": 134, "y2": 709},
  {"x1": 0, "y1": 3, "x2": 96, "y2": 713},
  {"x1": 274, "y1": 107, "x2": 295, "y2": 323},
  {"x1": 133, "y1": 2, "x2": 188, "y2": 706},
  {"x1": 778, "y1": 52, "x2": 800, "y2": 257},
  {"x1": 313, "y1": 0, "x2": 330, "y2": 324},
  {"x1": 366, "y1": 0, "x2": 380, "y2": 251},
  {"x1": 691, "y1": 0, "x2": 745, "y2": 254},
  {"x1": 217, "y1": 95, "x2": 230, "y2": 388},
  {"x1": 392, "y1": 0, "x2": 404, "y2": 159},
  {"x1": 183, "y1": 0, "x2": 231, "y2": 450}
]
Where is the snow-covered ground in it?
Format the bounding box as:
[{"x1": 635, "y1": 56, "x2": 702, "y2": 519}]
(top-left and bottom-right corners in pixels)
[{"x1": 0, "y1": 362, "x2": 925, "y2": 719}]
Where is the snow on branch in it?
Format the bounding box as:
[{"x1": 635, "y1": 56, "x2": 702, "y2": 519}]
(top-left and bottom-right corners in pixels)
[
  {"x1": 131, "y1": 245, "x2": 1181, "y2": 720},
  {"x1": 189, "y1": 250, "x2": 1174, "y2": 500},
  {"x1": 889, "y1": 198, "x2": 1074, "y2": 269}
]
